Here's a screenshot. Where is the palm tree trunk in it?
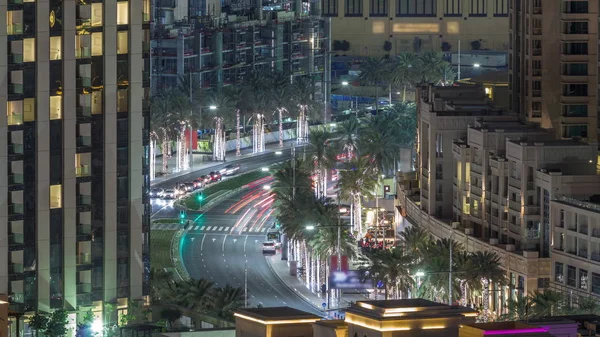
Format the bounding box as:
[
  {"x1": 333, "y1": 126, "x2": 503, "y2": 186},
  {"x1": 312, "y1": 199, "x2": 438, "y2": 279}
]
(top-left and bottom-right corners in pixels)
[
  {"x1": 460, "y1": 280, "x2": 468, "y2": 307},
  {"x1": 278, "y1": 108, "x2": 284, "y2": 148},
  {"x1": 482, "y1": 278, "x2": 490, "y2": 322},
  {"x1": 388, "y1": 83, "x2": 392, "y2": 105},
  {"x1": 304, "y1": 243, "x2": 310, "y2": 287},
  {"x1": 236, "y1": 109, "x2": 241, "y2": 156},
  {"x1": 150, "y1": 138, "x2": 155, "y2": 180},
  {"x1": 297, "y1": 107, "x2": 304, "y2": 144},
  {"x1": 402, "y1": 84, "x2": 407, "y2": 102},
  {"x1": 354, "y1": 194, "x2": 363, "y2": 237}
]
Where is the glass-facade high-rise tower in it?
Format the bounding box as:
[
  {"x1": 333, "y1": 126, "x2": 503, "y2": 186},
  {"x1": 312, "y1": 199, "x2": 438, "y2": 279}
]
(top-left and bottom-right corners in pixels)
[{"x1": 0, "y1": 0, "x2": 151, "y2": 331}]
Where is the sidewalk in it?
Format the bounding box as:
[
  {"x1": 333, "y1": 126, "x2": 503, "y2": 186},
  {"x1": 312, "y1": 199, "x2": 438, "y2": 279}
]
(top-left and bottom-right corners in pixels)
[
  {"x1": 152, "y1": 140, "x2": 297, "y2": 186},
  {"x1": 265, "y1": 254, "x2": 370, "y2": 317}
]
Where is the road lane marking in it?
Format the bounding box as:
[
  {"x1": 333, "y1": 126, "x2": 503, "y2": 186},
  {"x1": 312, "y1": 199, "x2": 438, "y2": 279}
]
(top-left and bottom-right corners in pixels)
[
  {"x1": 200, "y1": 234, "x2": 206, "y2": 251},
  {"x1": 224, "y1": 226, "x2": 230, "y2": 231},
  {"x1": 218, "y1": 226, "x2": 224, "y2": 231},
  {"x1": 194, "y1": 226, "x2": 200, "y2": 230},
  {"x1": 261, "y1": 228, "x2": 266, "y2": 232},
  {"x1": 222, "y1": 234, "x2": 228, "y2": 252},
  {"x1": 206, "y1": 226, "x2": 212, "y2": 231},
  {"x1": 244, "y1": 235, "x2": 248, "y2": 252}
]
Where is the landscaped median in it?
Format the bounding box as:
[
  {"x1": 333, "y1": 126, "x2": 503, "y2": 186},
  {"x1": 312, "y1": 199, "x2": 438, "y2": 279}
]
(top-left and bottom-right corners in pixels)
[
  {"x1": 178, "y1": 170, "x2": 273, "y2": 211},
  {"x1": 150, "y1": 218, "x2": 190, "y2": 280}
]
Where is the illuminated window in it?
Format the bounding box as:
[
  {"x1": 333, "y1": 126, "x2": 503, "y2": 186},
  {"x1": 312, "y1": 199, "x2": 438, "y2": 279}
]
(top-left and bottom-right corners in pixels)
[
  {"x1": 91, "y1": 32, "x2": 103, "y2": 56},
  {"x1": 50, "y1": 96, "x2": 62, "y2": 120},
  {"x1": 24, "y1": 98, "x2": 35, "y2": 122},
  {"x1": 50, "y1": 36, "x2": 62, "y2": 60},
  {"x1": 143, "y1": 0, "x2": 150, "y2": 21},
  {"x1": 117, "y1": 1, "x2": 129, "y2": 25},
  {"x1": 117, "y1": 88, "x2": 128, "y2": 113},
  {"x1": 92, "y1": 90, "x2": 103, "y2": 115},
  {"x1": 117, "y1": 31, "x2": 128, "y2": 54},
  {"x1": 7, "y1": 101, "x2": 23, "y2": 125},
  {"x1": 91, "y1": 3, "x2": 103, "y2": 26},
  {"x1": 76, "y1": 35, "x2": 91, "y2": 58},
  {"x1": 50, "y1": 185, "x2": 62, "y2": 209},
  {"x1": 23, "y1": 38, "x2": 35, "y2": 62},
  {"x1": 7, "y1": 10, "x2": 23, "y2": 35}
]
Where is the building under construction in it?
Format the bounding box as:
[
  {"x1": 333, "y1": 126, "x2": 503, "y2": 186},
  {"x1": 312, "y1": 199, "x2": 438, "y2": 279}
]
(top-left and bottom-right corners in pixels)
[{"x1": 151, "y1": 0, "x2": 330, "y2": 101}]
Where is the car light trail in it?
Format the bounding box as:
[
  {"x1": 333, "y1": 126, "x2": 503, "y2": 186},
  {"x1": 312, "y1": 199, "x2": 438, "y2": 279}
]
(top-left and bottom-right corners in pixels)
[{"x1": 255, "y1": 193, "x2": 275, "y2": 208}]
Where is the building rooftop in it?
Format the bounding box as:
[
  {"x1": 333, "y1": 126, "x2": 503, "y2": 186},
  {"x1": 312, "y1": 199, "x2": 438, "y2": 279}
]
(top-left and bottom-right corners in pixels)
[
  {"x1": 313, "y1": 319, "x2": 347, "y2": 329},
  {"x1": 345, "y1": 299, "x2": 478, "y2": 321},
  {"x1": 462, "y1": 322, "x2": 551, "y2": 336},
  {"x1": 553, "y1": 195, "x2": 600, "y2": 213},
  {"x1": 361, "y1": 299, "x2": 443, "y2": 309},
  {"x1": 234, "y1": 307, "x2": 321, "y2": 323},
  {"x1": 508, "y1": 138, "x2": 590, "y2": 147}
]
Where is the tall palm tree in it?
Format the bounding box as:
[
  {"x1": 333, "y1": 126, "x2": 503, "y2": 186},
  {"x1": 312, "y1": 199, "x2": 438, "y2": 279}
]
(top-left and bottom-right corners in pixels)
[
  {"x1": 338, "y1": 156, "x2": 377, "y2": 236},
  {"x1": 358, "y1": 57, "x2": 389, "y2": 110},
  {"x1": 149, "y1": 96, "x2": 175, "y2": 177},
  {"x1": 357, "y1": 246, "x2": 415, "y2": 299},
  {"x1": 574, "y1": 296, "x2": 600, "y2": 315},
  {"x1": 390, "y1": 52, "x2": 419, "y2": 102},
  {"x1": 529, "y1": 289, "x2": 566, "y2": 318},
  {"x1": 398, "y1": 225, "x2": 432, "y2": 260},
  {"x1": 498, "y1": 296, "x2": 531, "y2": 321},
  {"x1": 470, "y1": 251, "x2": 506, "y2": 320},
  {"x1": 225, "y1": 85, "x2": 245, "y2": 156},
  {"x1": 210, "y1": 285, "x2": 245, "y2": 321},
  {"x1": 204, "y1": 89, "x2": 234, "y2": 161},
  {"x1": 417, "y1": 52, "x2": 449, "y2": 85},
  {"x1": 270, "y1": 72, "x2": 293, "y2": 148},
  {"x1": 291, "y1": 76, "x2": 316, "y2": 143},
  {"x1": 241, "y1": 72, "x2": 272, "y2": 153},
  {"x1": 308, "y1": 129, "x2": 337, "y2": 199},
  {"x1": 361, "y1": 111, "x2": 404, "y2": 174},
  {"x1": 335, "y1": 117, "x2": 361, "y2": 160}
]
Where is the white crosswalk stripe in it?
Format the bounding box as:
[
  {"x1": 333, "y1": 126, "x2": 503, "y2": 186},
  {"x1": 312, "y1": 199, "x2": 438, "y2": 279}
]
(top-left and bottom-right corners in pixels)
[
  {"x1": 218, "y1": 226, "x2": 224, "y2": 231},
  {"x1": 198, "y1": 226, "x2": 204, "y2": 231},
  {"x1": 194, "y1": 226, "x2": 200, "y2": 230},
  {"x1": 206, "y1": 226, "x2": 213, "y2": 231},
  {"x1": 242, "y1": 227, "x2": 248, "y2": 232},
  {"x1": 224, "y1": 227, "x2": 230, "y2": 232}
]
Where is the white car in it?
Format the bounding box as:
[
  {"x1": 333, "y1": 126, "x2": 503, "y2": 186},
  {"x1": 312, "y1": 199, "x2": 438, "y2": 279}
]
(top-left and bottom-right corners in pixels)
[
  {"x1": 262, "y1": 242, "x2": 276, "y2": 254},
  {"x1": 163, "y1": 189, "x2": 177, "y2": 199}
]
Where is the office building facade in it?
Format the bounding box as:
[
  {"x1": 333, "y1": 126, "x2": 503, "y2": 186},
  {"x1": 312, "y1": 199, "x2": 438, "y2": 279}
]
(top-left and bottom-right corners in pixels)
[
  {"x1": 508, "y1": 0, "x2": 598, "y2": 142},
  {"x1": 0, "y1": 0, "x2": 151, "y2": 331}
]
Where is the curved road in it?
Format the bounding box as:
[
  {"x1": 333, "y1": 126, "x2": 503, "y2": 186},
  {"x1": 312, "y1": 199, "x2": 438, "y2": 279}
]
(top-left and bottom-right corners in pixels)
[{"x1": 150, "y1": 146, "x2": 322, "y2": 315}]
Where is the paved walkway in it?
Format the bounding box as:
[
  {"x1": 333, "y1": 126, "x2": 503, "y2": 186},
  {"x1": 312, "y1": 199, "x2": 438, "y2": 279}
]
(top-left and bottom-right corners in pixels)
[
  {"x1": 152, "y1": 140, "x2": 298, "y2": 186},
  {"x1": 265, "y1": 254, "x2": 369, "y2": 317}
]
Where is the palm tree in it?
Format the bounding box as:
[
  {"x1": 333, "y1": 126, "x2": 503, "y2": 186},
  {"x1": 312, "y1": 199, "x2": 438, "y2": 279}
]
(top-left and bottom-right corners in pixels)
[
  {"x1": 357, "y1": 246, "x2": 415, "y2": 299},
  {"x1": 500, "y1": 296, "x2": 531, "y2": 321},
  {"x1": 335, "y1": 117, "x2": 361, "y2": 160},
  {"x1": 361, "y1": 111, "x2": 404, "y2": 174},
  {"x1": 270, "y1": 72, "x2": 293, "y2": 148},
  {"x1": 149, "y1": 96, "x2": 175, "y2": 177},
  {"x1": 164, "y1": 278, "x2": 215, "y2": 312},
  {"x1": 417, "y1": 52, "x2": 450, "y2": 85},
  {"x1": 204, "y1": 89, "x2": 234, "y2": 161},
  {"x1": 241, "y1": 72, "x2": 272, "y2": 153},
  {"x1": 390, "y1": 102, "x2": 418, "y2": 149},
  {"x1": 308, "y1": 129, "x2": 337, "y2": 199},
  {"x1": 390, "y1": 52, "x2": 419, "y2": 102},
  {"x1": 291, "y1": 76, "x2": 316, "y2": 143},
  {"x1": 225, "y1": 86, "x2": 245, "y2": 156},
  {"x1": 149, "y1": 268, "x2": 174, "y2": 301},
  {"x1": 358, "y1": 57, "x2": 389, "y2": 110},
  {"x1": 210, "y1": 285, "x2": 245, "y2": 321},
  {"x1": 574, "y1": 296, "x2": 600, "y2": 315},
  {"x1": 338, "y1": 156, "x2": 377, "y2": 236},
  {"x1": 470, "y1": 251, "x2": 506, "y2": 320},
  {"x1": 398, "y1": 225, "x2": 432, "y2": 260},
  {"x1": 529, "y1": 289, "x2": 566, "y2": 318}
]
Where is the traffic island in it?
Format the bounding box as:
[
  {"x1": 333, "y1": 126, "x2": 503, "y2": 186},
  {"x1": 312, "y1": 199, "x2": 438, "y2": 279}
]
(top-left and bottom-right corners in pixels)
[{"x1": 150, "y1": 218, "x2": 190, "y2": 281}]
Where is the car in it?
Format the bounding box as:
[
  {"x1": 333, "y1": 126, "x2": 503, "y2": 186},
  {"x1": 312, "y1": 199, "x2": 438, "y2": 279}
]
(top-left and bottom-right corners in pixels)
[
  {"x1": 149, "y1": 188, "x2": 164, "y2": 198},
  {"x1": 262, "y1": 242, "x2": 276, "y2": 254},
  {"x1": 199, "y1": 175, "x2": 211, "y2": 184},
  {"x1": 163, "y1": 189, "x2": 177, "y2": 199},
  {"x1": 209, "y1": 171, "x2": 222, "y2": 182},
  {"x1": 193, "y1": 178, "x2": 204, "y2": 189},
  {"x1": 220, "y1": 164, "x2": 240, "y2": 176},
  {"x1": 182, "y1": 182, "x2": 195, "y2": 192},
  {"x1": 176, "y1": 183, "x2": 191, "y2": 193}
]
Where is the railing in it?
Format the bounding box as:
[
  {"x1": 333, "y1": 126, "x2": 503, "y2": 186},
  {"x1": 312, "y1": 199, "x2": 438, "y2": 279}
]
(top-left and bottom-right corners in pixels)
[
  {"x1": 578, "y1": 250, "x2": 588, "y2": 258},
  {"x1": 77, "y1": 106, "x2": 91, "y2": 117},
  {"x1": 9, "y1": 143, "x2": 24, "y2": 155},
  {"x1": 77, "y1": 136, "x2": 92, "y2": 147},
  {"x1": 9, "y1": 263, "x2": 23, "y2": 274},
  {"x1": 509, "y1": 223, "x2": 521, "y2": 235},
  {"x1": 9, "y1": 203, "x2": 24, "y2": 215},
  {"x1": 9, "y1": 53, "x2": 23, "y2": 64},
  {"x1": 509, "y1": 199, "x2": 520, "y2": 211},
  {"x1": 591, "y1": 252, "x2": 600, "y2": 262},
  {"x1": 78, "y1": 195, "x2": 92, "y2": 205},
  {"x1": 76, "y1": 47, "x2": 91, "y2": 59},
  {"x1": 579, "y1": 225, "x2": 588, "y2": 235},
  {"x1": 592, "y1": 228, "x2": 600, "y2": 238},
  {"x1": 508, "y1": 177, "x2": 521, "y2": 189},
  {"x1": 76, "y1": 165, "x2": 90, "y2": 177},
  {"x1": 9, "y1": 174, "x2": 24, "y2": 185},
  {"x1": 77, "y1": 224, "x2": 92, "y2": 236},
  {"x1": 567, "y1": 224, "x2": 577, "y2": 232},
  {"x1": 9, "y1": 84, "x2": 23, "y2": 94},
  {"x1": 9, "y1": 233, "x2": 24, "y2": 245},
  {"x1": 77, "y1": 253, "x2": 92, "y2": 265},
  {"x1": 77, "y1": 293, "x2": 93, "y2": 306},
  {"x1": 77, "y1": 283, "x2": 92, "y2": 293},
  {"x1": 7, "y1": 23, "x2": 23, "y2": 35},
  {"x1": 527, "y1": 182, "x2": 535, "y2": 190},
  {"x1": 78, "y1": 77, "x2": 92, "y2": 88},
  {"x1": 524, "y1": 205, "x2": 540, "y2": 215},
  {"x1": 555, "y1": 195, "x2": 600, "y2": 213}
]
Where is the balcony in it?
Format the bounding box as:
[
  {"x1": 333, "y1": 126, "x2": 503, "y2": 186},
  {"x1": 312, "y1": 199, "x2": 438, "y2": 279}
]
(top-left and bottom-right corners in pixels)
[
  {"x1": 77, "y1": 106, "x2": 91, "y2": 118},
  {"x1": 527, "y1": 181, "x2": 535, "y2": 190},
  {"x1": 9, "y1": 84, "x2": 23, "y2": 95},
  {"x1": 9, "y1": 233, "x2": 24, "y2": 245},
  {"x1": 509, "y1": 199, "x2": 520, "y2": 212},
  {"x1": 578, "y1": 249, "x2": 588, "y2": 258},
  {"x1": 524, "y1": 205, "x2": 540, "y2": 215},
  {"x1": 9, "y1": 143, "x2": 24, "y2": 155},
  {"x1": 78, "y1": 195, "x2": 92, "y2": 206},
  {"x1": 561, "y1": 74, "x2": 590, "y2": 83},
  {"x1": 592, "y1": 228, "x2": 600, "y2": 238},
  {"x1": 76, "y1": 165, "x2": 90, "y2": 177},
  {"x1": 422, "y1": 167, "x2": 429, "y2": 178},
  {"x1": 561, "y1": 94, "x2": 590, "y2": 103},
  {"x1": 8, "y1": 0, "x2": 23, "y2": 4},
  {"x1": 592, "y1": 252, "x2": 600, "y2": 262},
  {"x1": 471, "y1": 185, "x2": 483, "y2": 197},
  {"x1": 561, "y1": 33, "x2": 589, "y2": 41},
  {"x1": 9, "y1": 53, "x2": 23, "y2": 65},
  {"x1": 77, "y1": 253, "x2": 92, "y2": 265},
  {"x1": 77, "y1": 283, "x2": 92, "y2": 294},
  {"x1": 509, "y1": 223, "x2": 521, "y2": 235},
  {"x1": 77, "y1": 224, "x2": 92, "y2": 236},
  {"x1": 9, "y1": 263, "x2": 23, "y2": 274},
  {"x1": 9, "y1": 174, "x2": 24, "y2": 185},
  {"x1": 508, "y1": 177, "x2": 521, "y2": 189},
  {"x1": 7, "y1": 114, "x2": 23, "y2": 126},
  {"x1": 9, "y1": 203, "x2": 24, "y2": 215},
  {"x1": 77, "y1": 77, "x2": 91, "y2": 88},
  {"x1": 471, "y1": 162, "x2": 482, "y2": 174},
  {"x1": 7, "y1": 23, "x2": 23, "y2": 35},
  {"x1": 77, "y1": 136, "x2": 92, "y2": 147}
]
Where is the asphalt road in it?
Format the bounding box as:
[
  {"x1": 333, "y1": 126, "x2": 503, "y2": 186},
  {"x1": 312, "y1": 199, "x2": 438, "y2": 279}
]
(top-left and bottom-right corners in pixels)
[
  {"x1": 150, "y1": 146, "x2": 322, "y2": 315},
  {"x1": 179, "y1": 186, "x2": 322, "y2": 315}
]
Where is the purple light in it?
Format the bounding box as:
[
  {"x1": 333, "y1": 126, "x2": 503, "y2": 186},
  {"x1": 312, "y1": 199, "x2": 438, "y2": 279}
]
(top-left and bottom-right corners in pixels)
[{"x1": 483, "y1": 328, "x2": 548, "y2": 335}]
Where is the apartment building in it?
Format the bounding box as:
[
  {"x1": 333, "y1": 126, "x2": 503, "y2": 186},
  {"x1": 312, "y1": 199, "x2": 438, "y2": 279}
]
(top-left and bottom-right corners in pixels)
[
  {"x1": 551, "y1": 194, "x2": 600, "y2": 303},
  {"x1": 152, "y1": 3, "x2": 328, "y2": 92},
  {"x1": 321, "y1": 0, "x2": 509, "y2": 57},
  {"x1": 508, "y1": 0, "x2": 599, "y2": 142},
  {"x1": 1, "y1": 0, "x2": 151, "y2": 333},
  {"x1": 417, "y1": 86, "x2": 514, "y2": 219}
]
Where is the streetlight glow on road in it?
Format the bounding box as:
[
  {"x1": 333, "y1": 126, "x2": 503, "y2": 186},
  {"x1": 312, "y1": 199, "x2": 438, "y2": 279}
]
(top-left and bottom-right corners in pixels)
[
  {"x1": 261, "y1": 167, "x2": 269, "y2": 172},
  {"x1": 275, "y1": 151, "x2": 282, "y2": 155},
  {"x1": 342, "y1": 81, "x2": 349, "y2": 86}
]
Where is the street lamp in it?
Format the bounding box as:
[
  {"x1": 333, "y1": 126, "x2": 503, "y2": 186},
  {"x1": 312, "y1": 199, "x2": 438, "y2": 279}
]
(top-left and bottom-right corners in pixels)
[
  {"x1": 209, "y1": 105, "x2": 217, "y2": 110},
  {"x1": 473, "y1": 63, "x2": 481, "y2": 68},
  {"x1": 341, "y1": 81, "x2": 358, "y2": 110},
  {"x1": 341, "y1": 81, "x2": 349, "y2": 86},
  {"x1": 306, "y1": 225, "x2": 315, "y2": 230},
  {"x1": 261, "y1": 167, "x2": 269, "y2": 172}
]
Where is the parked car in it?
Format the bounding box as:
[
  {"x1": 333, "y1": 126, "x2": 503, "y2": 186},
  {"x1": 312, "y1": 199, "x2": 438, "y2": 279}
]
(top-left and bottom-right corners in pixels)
[
  {"x1": 149, "y1": 188, "x2": 164, "y2": 198},
  {"x1": 209, "y1": 171, "x2": 222, "y2": 182},
  {"x1": 163, "y1": 189, "x2": 177, "y2": 199},
  {"x1": 220, "y1": 164, "x2": 240, "y2": 176}
]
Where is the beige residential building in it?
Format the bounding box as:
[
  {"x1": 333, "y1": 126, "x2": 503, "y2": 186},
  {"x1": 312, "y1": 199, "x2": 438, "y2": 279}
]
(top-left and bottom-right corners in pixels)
[
  {"x1": 321, "y1": 0, "x2": 509, "y2": 57},
  {"x1": 0, "y1": 0, "x2": 151, "y2": 334},
  {"x1": 551, "y1": 195, "x2": 600, "y2": 303},
  {"x1": 508, "y1": 0, "x2": 599, "y2": 142}
]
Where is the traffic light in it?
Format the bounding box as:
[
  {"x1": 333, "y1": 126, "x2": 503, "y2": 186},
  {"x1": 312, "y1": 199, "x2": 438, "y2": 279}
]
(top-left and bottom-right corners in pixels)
[
  {"x1": 197, "y1": 192, "x2": 204, "y2": 204},
  {"x1": 179, "y1": 210, "x2": 186, "y2": 219}
]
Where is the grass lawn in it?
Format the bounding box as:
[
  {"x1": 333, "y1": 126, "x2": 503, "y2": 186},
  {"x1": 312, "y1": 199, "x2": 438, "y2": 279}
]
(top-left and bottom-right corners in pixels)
[
  {"x1": 153, "y1": 218, "x2": 181, "y2": 224},
  {"x1": 183, "y1": 170, "x2": 271, "y2": 210},
  {"x1": 150, "y1": 230, "x2": 176, "y2": 270}
]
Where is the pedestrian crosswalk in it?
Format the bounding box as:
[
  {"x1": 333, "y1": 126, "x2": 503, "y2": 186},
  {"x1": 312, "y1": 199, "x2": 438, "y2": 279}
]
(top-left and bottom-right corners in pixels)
[{"x1": 150, "y1": 222, "x2": 268, "y2": 233}]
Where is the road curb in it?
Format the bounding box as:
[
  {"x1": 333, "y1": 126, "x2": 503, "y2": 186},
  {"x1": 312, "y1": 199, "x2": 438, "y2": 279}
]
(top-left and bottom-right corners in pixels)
[{"x1": 264, "y1": 255, "x2": 325, "y2": 312}]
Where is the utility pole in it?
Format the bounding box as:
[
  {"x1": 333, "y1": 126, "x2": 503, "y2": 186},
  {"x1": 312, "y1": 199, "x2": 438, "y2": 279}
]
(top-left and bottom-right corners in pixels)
[
  {"x1": 336, "y1": 187, "x2": 342, "y2": 309},
  {"x1": 457, "y1": 40, "x2": 461, "y2": 81},
  {"x1": 449, "y1": 231, "x2": 453, "y2": 306},
  {"x1": 244, "y1": 258, "x2": 248, "y2": 308}
]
